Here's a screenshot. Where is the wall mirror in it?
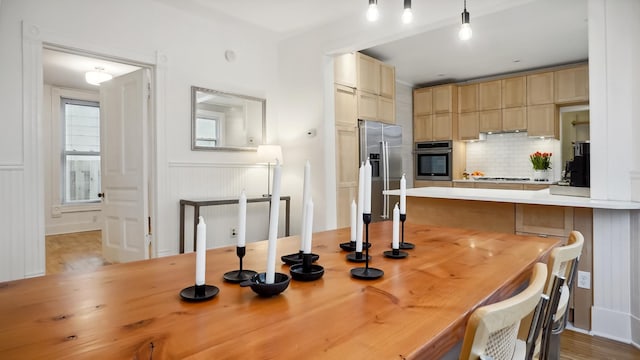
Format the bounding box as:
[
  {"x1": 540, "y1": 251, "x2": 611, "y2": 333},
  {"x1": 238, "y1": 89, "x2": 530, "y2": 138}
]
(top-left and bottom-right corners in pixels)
[{"x1": 191, "y1": 86, "x2": 266, "y2": 151}]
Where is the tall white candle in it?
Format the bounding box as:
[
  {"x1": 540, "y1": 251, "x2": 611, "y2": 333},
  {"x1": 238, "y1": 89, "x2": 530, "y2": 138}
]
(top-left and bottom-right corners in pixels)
[
  {"x1": 196, "y1": 216, "x2": 206, "y2": 286},
  {"x1": 303, "y1": 199, "x2": 314, "y2": 254},
  {"x1": 300, "y1": 160, "x2": 311, "y2": 251},
  {"x1": 238, "y1": 191, "x2": 247, "y2": 247},
  {"x1": 392, "y1": 203, "x2": 400, "y2": 250},
  {"x1": 400, "y1": 174, "x2": 407, "y2": 214},
  {"x1": 266, "y1": 160, "x2": 282, "y2": 284},
  {"x1": 356, "y1": 163, "x2": 364, "y2": 253},
  {"x1": 364, "y1": 158, "x2": 372, "y2": 214},
  {"x1": 350, "y1": 199, "x2": 356, "y2": 242}
]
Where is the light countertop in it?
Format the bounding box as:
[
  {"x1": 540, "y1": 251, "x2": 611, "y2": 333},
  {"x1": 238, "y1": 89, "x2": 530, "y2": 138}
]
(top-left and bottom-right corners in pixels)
[
  {"x1": 385, "y1": 187, "x2": 640, "y2": 210},
  {"x1": 453, "y1": 179, "x2": 555, "y2": 185}
]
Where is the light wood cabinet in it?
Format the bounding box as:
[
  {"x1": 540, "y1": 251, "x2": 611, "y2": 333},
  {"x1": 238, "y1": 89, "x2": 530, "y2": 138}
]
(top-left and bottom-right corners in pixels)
[
  {"x1": 433, "y1": 85, "x2": 456, "y2": 113},
  {"x1": 380, "y1": 63, "x2": 395, "y2": 99},
  {"x1": 336, "y1": 186, "x2": 357, "y2": 228},
  {"x1": 414, "y1": 180, "x2": 453, "y2": 188},
  {"x1": 413, "y1": 88, "x2": 433, "y2": 116},
  {"x1": 501, "y1": 76, "x2": 527, "y2": 108},
  {"x1": 356, "y1": 53, "x2": 380, "y2": 95},
  {"x1": 527, "y1": 72, "x2": 554, "y2": 105},
  {"x1": 458, "y1": 112, "x2": 480, "y2": 141},
  {"x1": 527, "y1": 104, "x2": 558, "y2": 138},
  {"x1": 335, "y1": 85, "x2": 357, "y2": 127},
  {"x1": 357, "y1": 90, "x2": 378, "y2": 121},
  {"x1": 479, "y1": 80, "x2": 501, "y2": 110},
  {"x1": 452, "y1": 182, "x2": 475, "y2": 188},
  {"x1": 515, "y1": 204, "x2": 574, "y2": 238},
  {"x1": 477, "y1": 183, "x2": 523, "y2": 190},
  {"x1": 502, "y1": 107, "x2": 527, "y2": 132},
  {"x1": 555, "y1": 65, "x2": 589, "y2": 104},
  {"x1": 378, "y1": 96, "x2": 395, "y2": 124},
  {"x1": 433, "y1": 113, "x2": 454, "y2": 140},
  {"x1": 334, "y1": 53, "x2": 357, "y2": 88},
  {"x1": 335, "y1": 126, "x2": 359, "y2": 187},
  {"x1": 479, "y1": 110, "x2": 502, "y2": 133},
  {"x1": 458, "y1": 84, "x2": 478, "y2": 113},
  {"x1": 523, "y1": 184, "x2": 550, "y2": 190},
  {"x1": 414, "y1": 115, "x2": 433, "y2": 142}
]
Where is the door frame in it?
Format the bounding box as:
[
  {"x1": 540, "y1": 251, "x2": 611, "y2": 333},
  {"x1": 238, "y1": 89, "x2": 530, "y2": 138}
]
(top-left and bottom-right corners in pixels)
[{"x1": 22, "y1": 21, "x2": 166, "y2": 276}]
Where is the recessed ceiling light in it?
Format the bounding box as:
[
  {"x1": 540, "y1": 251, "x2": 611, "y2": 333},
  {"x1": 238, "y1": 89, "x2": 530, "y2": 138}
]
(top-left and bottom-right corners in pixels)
[
  {"x1": 513, "y1": 59, "x2": 521, "y2": 63},
  {"x1": 437, "y1": 73, "x2": 446, "y2": 77}
]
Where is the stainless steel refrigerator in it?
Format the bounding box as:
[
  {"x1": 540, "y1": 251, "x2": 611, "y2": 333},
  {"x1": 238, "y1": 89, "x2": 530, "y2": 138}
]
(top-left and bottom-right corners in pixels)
[{"x1": 359, "y1": 119, "x2": 403, "y2": 222}]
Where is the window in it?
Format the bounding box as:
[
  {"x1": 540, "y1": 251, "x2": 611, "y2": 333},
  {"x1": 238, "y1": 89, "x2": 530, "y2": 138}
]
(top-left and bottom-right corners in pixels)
[
  {"x1": 195, "y1": 115, "x2": 220, "y2": 147},
  {"x1": 61, "y1": 98, "x2": 101, "y2": 204}
]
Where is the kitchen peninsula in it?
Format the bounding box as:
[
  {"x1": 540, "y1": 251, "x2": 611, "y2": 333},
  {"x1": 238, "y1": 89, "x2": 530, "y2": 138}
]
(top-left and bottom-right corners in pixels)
[{"x1": 385, "y1": 186, "x2": 640, "y2": 331}]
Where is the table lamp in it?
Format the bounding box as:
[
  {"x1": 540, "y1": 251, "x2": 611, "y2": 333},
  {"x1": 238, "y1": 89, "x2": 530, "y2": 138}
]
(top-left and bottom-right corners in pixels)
[{"x1": 257, "y1": 144, "x2": 283, "y2": 197}]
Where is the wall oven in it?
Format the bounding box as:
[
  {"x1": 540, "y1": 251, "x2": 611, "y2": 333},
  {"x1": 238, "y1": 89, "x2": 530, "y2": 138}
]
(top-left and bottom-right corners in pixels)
[{"x1": 414, "y1": 141, "x2": 452, "y2": 181}]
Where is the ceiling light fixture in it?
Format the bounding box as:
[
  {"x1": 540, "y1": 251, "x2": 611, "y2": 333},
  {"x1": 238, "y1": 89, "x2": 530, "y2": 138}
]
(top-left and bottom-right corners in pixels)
[
  {"x1": 85, "y1": 67, "x2": 113, "y2": 86},
  {"x1": 401, "y1": 0, "x2": 413, "y2": 24},
  {"x1": 366, "y1": 0, "x2": 379, "y2": 22},
  {"x1": 458, "y1": 0, "x2": 472, "y2": 41}
]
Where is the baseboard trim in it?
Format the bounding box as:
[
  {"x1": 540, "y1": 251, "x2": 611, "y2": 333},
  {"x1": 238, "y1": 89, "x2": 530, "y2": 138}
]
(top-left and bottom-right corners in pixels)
[
  {"x1": 157, "y1": 249, "x2": 177, "y2": 258},
  {"x1": 592, "y1": 306, "x2": 632, "y2": 343},
  {"x1": 46, "y1": 223, "x2": 101, "y2": 236}
]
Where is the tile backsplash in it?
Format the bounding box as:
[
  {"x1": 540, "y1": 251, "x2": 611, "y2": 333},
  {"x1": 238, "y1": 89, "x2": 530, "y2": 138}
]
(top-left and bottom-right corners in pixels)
[{"x1": 465, "y1": 132, "x2": 562, "y2": 180}]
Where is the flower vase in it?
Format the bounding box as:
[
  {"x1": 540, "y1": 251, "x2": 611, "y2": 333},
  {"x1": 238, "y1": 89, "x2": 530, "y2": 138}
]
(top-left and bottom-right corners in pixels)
[{"x1": 532, "y1": 169, "x2": 548, "y2": 182}]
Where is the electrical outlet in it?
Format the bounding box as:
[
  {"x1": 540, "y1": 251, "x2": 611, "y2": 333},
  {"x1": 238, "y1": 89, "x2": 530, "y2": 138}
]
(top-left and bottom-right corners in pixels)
[
  {"x1": 577, "y1": 271, "x2": 591, "y2": 289},
  {"x1": 230, "y1": 228, "x2": 237, "y2": 238}
]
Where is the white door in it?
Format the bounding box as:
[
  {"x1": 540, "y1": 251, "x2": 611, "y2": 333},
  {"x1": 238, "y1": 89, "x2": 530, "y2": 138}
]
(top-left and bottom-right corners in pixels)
[{"x1": 100, "y1": 69, "x2": 150, "y2": 263}]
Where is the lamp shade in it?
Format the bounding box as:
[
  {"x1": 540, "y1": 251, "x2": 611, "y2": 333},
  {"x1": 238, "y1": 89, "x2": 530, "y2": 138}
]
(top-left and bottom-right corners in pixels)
[{"x1": 257, "y1": 144, "x2": 283, "y2": 165}]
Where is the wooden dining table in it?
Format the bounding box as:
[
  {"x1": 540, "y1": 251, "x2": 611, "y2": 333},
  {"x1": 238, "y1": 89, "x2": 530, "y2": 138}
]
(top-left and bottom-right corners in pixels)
[{"x1": 0, "y1": 222, "x2": 557, "y2": 359}]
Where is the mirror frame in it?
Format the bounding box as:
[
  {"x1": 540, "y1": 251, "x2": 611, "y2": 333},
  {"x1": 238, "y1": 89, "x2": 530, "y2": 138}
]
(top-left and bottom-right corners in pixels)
[{"x1": 191, "y1": 86, "x2": 266, "y2": 151}]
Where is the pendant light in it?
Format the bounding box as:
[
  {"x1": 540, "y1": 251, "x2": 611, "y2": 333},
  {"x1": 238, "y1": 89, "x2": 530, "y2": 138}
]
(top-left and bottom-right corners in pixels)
[
  {"x1": 366, "y1": 0, "x2": 379, "y2": 22},
  {"x1": 85, "y1": 66, "x2": 113, "y2": 86},
  {"x1": 459, "y1": 0, "x2": 472, "y2": 41},
  {"x1": 401, "y1": 0, "x2": 413, "y2": 24}
]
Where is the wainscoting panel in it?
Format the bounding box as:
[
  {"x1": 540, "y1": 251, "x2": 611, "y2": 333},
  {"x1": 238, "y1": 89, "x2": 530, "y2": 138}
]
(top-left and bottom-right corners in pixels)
[
  {"x1": 162, "y1": 162, "x2": 292, "y2": 256},
  {"x1": 0, "y1": 168, "x2": 26, "y2": 282}
]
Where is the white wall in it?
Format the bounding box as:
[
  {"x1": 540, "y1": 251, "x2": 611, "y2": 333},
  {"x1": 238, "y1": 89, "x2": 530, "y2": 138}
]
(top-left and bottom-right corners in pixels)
[{"x1": 0, "y1": 0, "x2": 279, "y2": 280}]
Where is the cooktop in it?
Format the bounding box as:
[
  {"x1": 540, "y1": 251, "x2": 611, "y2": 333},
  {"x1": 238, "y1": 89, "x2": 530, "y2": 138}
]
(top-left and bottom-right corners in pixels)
[{"x1": 475, "y1": 177, "x2": 531, "y2": 181}]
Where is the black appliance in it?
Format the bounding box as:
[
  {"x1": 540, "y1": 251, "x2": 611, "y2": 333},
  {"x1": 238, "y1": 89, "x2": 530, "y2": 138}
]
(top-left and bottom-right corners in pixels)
[
  {"x1": 414, "y1": 141, "x2": 452, "y2": 181},
  {"x1": 569, "y1": 141, "x2": 590, "y2": 187}
]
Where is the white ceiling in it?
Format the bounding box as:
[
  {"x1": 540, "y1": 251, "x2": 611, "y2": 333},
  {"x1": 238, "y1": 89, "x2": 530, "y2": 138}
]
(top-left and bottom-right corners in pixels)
[{"x1": 43, "y1": 0, "x2": 588, "y2": 90}]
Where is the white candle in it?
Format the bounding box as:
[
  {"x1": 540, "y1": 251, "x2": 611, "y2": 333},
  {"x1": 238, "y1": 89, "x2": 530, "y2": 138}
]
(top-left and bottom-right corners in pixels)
[
  {"x1": 392, "y1": 203, "x2": 400, "y2": 250},
  {"x1": 356, "y1": 163, "x2": 364, "y2": 253},
  {"x1": 300, "y1": 160, "x2": 311, "y2": 251},
  {"x1": 238, "y1": 191, "x2": 247, "y2": 247},
  {"x1": 196, "y1": 216, "x2": 206, "y2": 286},
  {"x1": 400, "y1": 174, "x2": 407, "y2": 214},
  {"x1": 266, "y1": 160, "x2": 282, "y2": 284},
  {"x1": 303, "y1": 199, "x2": 314, "y2": 254},
  {"x1": 350, "y1": 199, "x2": 356, "y2": 242},
  {"x1": 364, "y1": 158, "x2": 372, "y2": 214}
]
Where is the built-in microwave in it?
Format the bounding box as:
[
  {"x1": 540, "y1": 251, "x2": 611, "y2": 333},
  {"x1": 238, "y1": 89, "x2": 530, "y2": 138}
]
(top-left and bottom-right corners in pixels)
[{"x1": 414, "y1": 141, "x2": 452, "y2": 181}]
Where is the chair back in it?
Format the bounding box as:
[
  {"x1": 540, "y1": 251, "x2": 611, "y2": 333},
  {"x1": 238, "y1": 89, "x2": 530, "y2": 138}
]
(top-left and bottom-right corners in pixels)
[
  {"x1": 459, "y1": 263, "x2": 548, "y2": 360},
  {"x1": 544, "y1": 231, "x2": 584, "y2": 294}
]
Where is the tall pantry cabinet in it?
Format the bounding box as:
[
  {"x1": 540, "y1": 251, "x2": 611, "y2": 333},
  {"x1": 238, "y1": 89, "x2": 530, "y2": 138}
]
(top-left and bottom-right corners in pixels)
[{"x1": 334, "y1": 52, "x2": 396, "y2": 227}]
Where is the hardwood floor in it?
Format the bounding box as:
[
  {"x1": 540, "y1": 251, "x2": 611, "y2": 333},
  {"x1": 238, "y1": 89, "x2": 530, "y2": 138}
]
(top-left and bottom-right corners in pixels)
[
  {"x1": 44, "y1": 232, "x2": 640, "y2": 358},
  {"x1": 45, "y1": 230, "x2": 111, "y2": 275}
]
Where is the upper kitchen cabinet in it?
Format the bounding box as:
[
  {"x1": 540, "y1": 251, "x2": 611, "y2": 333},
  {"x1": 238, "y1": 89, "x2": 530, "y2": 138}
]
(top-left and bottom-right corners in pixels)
[
  {"x1": 357, "y1": 90, "x2": 378, "y2": 121},
  {"x1": 356, "y1": 53, "x2": 380, "y2": 95},
  {"x1": 527, "y1": 104, "x2": 558, "y2": 138},
  {"x1": 414, "y1": 115, "x2": 433, "y2": 142},
  {"x1": 527, "y1": 72, "x2": 554, "y2": 105},
  {"x1": 479, "y1": 80, "x2": 502, "y2": 110},
  {"x1": 502, "y1": 76, "x2": 527, "y2": 108},
  {"x1": 458, "y1": 112, "x2": 480, "y2": 141},
  {"x1": 433, "y1": 85, "x2": 457, "y2": 113},
  {"x1": 502, "y1": 107, "x2": 527, "y2": 132},
  {"x1": 458, "y1": 84, "x2": 478, "y2": 113},
  {"x1": 380, "y1": 63, "x2": 395, "y2": 99},
  {"x1": 479, "y1": 110, "x2": 502, "y2": 133},
  {"x1": 414, "y1": 88, "x2": 433, "y2": 116},
  {"x1": 433, "y1": 113, "x2": 455, "y2": 140},
  {"x1": 335, "y1": 85, "x2": 357, "y2": 127},
  {"x1": 334, "y1": 53, "x2": 357, "y2": 88},
  {"x1": 555, "y1": 65, "x2": 589, "y2": 104}
]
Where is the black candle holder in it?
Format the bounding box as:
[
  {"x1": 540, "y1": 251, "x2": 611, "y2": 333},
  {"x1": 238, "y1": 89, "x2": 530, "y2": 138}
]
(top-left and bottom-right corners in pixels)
[
  {"x1": 290, "y1": 253, "x2": 324, "y2": 281},
  {"x1": 350, "y1": 213, "x2": 384, "y2": 280},
  {"x1": 340, "y1": 241, "x2": 371, "y2": 252},
  {"x1": 281, "y1": 250, "x2": 319, "y2": 266},
  {"x1": 346, "y1": 248, "x2": 371, "y2": 262},
  {"x1": 240, "y1": 272, "x2": 290, "y2": 297},
  {"x1": 180, "y1": 284, "x2": 219, "y2": 302},
  {"x1": 383, "y1": 248, "x2": 408, "y2": 259},
  {"x1": 223, "y1": 246, "x2": 258, "y2": 283},
  {"x1": 398, "y1": 213, "x2": 415, "y2": 250}
]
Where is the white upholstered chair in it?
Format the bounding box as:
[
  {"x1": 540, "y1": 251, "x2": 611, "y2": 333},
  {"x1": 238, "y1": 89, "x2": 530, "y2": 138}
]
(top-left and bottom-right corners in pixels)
[{"x1": 458, "y1": 262, "x2": 548, "y2": 360}]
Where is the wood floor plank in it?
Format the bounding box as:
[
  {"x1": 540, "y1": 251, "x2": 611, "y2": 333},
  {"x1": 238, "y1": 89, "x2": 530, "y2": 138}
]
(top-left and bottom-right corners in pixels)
[{"x1": 560, "y1": 330, "x2": 640, "y2": 360}]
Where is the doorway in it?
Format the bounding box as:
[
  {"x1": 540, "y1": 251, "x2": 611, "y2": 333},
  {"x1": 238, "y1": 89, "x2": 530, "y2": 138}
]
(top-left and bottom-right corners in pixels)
[{"x1": 42, "y1": 46, "x2": 152, "y2": 273}]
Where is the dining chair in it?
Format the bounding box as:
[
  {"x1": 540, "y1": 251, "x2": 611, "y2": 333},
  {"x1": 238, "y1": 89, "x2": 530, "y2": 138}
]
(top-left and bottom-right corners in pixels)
[
  {"x1": 538, "y1": 230, "x2": 584, "y2": 359},
  {"x1": 458, "y1": 262, "x2": 548, "y2": 360}
]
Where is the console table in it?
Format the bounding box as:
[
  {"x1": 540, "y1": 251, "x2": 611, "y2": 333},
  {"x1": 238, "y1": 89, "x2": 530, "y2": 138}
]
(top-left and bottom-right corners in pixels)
[{"x1": 179, "y1": 195, "x2": 291, "y2": 253}]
